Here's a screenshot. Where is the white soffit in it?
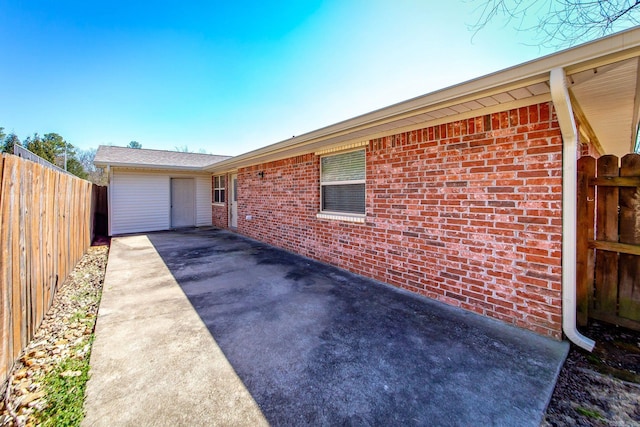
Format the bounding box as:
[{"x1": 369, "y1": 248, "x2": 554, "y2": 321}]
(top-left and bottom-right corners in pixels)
[
  {"x1": 384, "y1": 82, "x2": 551, "y2": 131},
  {"x1": 568, "y1": 57, "x2": 639, "y2": 156},
  {"x1": 218, "y1": 83, "x2": 553, "y2": 167}
]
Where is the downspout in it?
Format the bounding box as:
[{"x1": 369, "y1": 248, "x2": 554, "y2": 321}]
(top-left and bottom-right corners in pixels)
[{"x1": 549, "y1": 68, "x2": 595, "y2": 351}]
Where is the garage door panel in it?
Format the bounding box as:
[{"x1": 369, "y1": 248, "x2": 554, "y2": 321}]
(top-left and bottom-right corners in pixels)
[{"x1": 111, "y1": 173, "x2": 169, "y2": 234}]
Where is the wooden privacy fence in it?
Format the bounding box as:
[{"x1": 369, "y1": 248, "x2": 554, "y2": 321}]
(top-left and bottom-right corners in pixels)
[
  {"x1": 576, "y1": 153, "x2": 640, "y2": 331},
  {"x1": 0, "y1": 153, "x2": 94, "y2": 386}
]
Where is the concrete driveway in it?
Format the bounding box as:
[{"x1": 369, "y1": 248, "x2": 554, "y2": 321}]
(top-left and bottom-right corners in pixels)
[{"x1": 83, "y1": 228, "x2": 568, "y2": 426}]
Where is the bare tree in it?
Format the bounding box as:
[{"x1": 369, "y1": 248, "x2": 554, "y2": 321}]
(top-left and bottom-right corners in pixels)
[
  {"x1": 77, "y1": 148, "x2": 108, "y2": 185},
  {"x1": 469, "y1": 0, "x2": 640, "y2": 47}
]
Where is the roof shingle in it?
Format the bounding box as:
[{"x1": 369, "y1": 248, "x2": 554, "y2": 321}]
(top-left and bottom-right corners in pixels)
[{"x1": 94, "y1": 145, "x2": 230, "y2": 170}]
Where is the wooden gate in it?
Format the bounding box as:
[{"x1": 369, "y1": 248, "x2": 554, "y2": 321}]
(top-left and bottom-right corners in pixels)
[{"x1": 576, "y1": 154, "x2": 640, "y2": 330}]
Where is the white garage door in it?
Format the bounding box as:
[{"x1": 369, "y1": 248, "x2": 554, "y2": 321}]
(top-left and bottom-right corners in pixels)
[{"x1": 111, "y1": 172, "x2": 170, "y2": 235}]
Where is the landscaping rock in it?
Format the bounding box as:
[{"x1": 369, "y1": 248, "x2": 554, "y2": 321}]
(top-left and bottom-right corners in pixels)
[{"x1": 0, "y1": 245, "x2": 108, "y2": 427}]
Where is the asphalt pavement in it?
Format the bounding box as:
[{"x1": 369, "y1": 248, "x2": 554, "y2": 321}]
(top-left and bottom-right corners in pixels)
[{"x1": 83, "y1": 228, "x2": 568, "y2": 426}]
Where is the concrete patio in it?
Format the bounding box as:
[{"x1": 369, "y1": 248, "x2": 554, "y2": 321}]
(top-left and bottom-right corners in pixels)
[{"x1": 83, "y1": 228, "x2": 568, "y2": 426}]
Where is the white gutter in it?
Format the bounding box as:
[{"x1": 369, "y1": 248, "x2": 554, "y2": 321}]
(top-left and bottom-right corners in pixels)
[
  {"x1": 93, "y1": 162, "x2": 211, "y2": 172},
  {"x1": 550, "y1": 67, "x2": 595, "y2": 351}
]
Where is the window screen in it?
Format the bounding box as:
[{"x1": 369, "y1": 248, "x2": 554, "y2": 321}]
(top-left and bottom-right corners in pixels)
[{"x1": 320, "y1": 150, "x2": 365, "y2": 214}]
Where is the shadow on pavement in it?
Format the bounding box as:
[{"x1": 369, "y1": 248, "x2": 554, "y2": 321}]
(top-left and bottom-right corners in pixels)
[{"x1": 148, "y1": 228, "x2": 568, "y2": 426}]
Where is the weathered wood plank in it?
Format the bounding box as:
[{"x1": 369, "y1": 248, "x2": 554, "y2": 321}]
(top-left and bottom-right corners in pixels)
[
  {"x1": 48, "y1": 169, "x2": 56, "y2": 306},
  {"x1": 1, "y1": 154, "x2": 96, "y2": 385},
  {"x1": 43, "y1": 168, "x2": 51, "y2": 309},
  {"x1": 576, "y1": 156, "x2": 596, "y2": 325},
  {"x1": 618, "y1": 153, "x2": 640, "y2": 321},
  {"x1": 589, "y1": 311, "x2": 640, "y2": 332},
  {"x1": 590, "y1": 176, "x2": 640, "y2": 187},
  {"x1": 29, "y1": 162, "x2": 36, "y2": 339},
  {"x1": 50, "y1": 171, "x2": 59, "y2": 306},
  {"x1": 584, "y1": 158, "x2": 597, "y2": 325},
  {"x1": 10, "y1": 157, "x2": 22, "y2": 361},
  {"x1": 57, "y1": 175, "x2": 65, "y2": 292},
  {"x1": 0, "y1": 155, "x2": 8, "y2": 384},
  {"x1": 33, "y1": 163, "x2": 43, "y2": 329},
  {"x1": 589, "y1": 240, "x2": 640, "y2": 256},
  {"x1": 24, "y1": 161, "x2": 33, "y2": 341},
  {"x1": 63, "y1": 176, "x2": 71, "y2": 279},
  {"x1": 18, "y1": 160, "x2": 28, "y2": 352},
  {"x1": 594, "y1": 155, "x2": 620, "y2": 314}
]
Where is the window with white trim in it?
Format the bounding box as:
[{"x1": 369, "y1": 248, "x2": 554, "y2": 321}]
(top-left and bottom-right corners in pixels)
[
  {"x1": 320, "y1": 149, "x2": 365, "y2": 215},
  {"x1": 213, "y1": 175, "x2": 225, "y2": 204}
]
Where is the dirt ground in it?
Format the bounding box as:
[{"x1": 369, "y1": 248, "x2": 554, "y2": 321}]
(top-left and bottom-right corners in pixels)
[
  {"x1": 1, "y1": 240, "x2": 639, "y2": 426},
  {"x1": 543, "y1": 322, "x2": 640, "y2": 426}
]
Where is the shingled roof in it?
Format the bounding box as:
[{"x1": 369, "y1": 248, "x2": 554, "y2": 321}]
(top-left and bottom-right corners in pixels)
[{"x1": 94, "y1": 145, "x2": 231, "y2": 170}]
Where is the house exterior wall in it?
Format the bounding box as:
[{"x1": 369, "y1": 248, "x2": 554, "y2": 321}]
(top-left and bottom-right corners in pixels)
[
  {"x1": 212, "y1": 204, "x2": 228, "y2": 228},
  {"x1": 579, "y1": 138, "x2": 603, "y2": 158},
  {"x1": 110, "y1": 169, "x2": 212, "y2": 235},
  {"x1": 194, "y1": 175, "x2": 214, "y2": 226},
  {"x1": 576, "y1": 120, "x2": 604, "y2": 158},
  {"x1": 212, "y1": 177, "x2": 228, "y2": 228},
  {"x1": 228, "y1": 102, "x2": 564, "y2": 338}
]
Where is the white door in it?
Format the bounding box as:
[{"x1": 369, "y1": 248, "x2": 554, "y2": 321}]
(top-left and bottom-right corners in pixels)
[
  {"x1": 230, "y1": 174, "x2": 238, "y2": 228},
  {"x1": 171, "y1": 178, "x2": 195, "y2": 228}
]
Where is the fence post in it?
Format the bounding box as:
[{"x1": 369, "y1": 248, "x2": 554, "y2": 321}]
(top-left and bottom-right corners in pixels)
[{"x1": 576, "y1": 156, "x2": 595, "y2": 325}]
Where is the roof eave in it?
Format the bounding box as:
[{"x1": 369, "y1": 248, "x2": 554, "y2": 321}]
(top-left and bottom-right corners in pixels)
[
  {"x1": 93, "y1": 161, "x2": 210, "y2": 172},
  {"x1": 205, "y1": 27, "x2": 640, "y2": 173}
]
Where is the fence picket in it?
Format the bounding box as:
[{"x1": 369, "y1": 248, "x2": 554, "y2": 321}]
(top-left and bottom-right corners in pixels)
[
  {"x1": 579, "y1": 153, "x2": 640, "y2": 330},
  {"x1": 618, "y1": 154, "x2": 640, "y2": 321},
  {"x1": 0, "y1": 153, "x2": 106, "y2": 387},
  {"x1": 0, "y1": 156, "x2": 6, "y2": 383},
  {"x1": 594, "y1": 155, "x2": 620, "y2": 313},
  {"x1": 576, "y1": 156, "x2": 596, "y2": 325},
  {"x1": 10, "y1": 157, "x2": 22, "y2": 360}
]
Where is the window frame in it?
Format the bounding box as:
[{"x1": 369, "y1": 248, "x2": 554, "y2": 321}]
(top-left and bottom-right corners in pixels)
[
  {"x1": 319, "y1": 148, "x2": 366, "y2": 218},
  {"x1": 213, "y1": 175, "x2": 226, "y2": 205}
]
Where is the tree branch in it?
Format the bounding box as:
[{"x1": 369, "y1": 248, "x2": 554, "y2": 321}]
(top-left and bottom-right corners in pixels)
[{"x1": 467, "y1": 0, "x2": 640, "y2": 48}]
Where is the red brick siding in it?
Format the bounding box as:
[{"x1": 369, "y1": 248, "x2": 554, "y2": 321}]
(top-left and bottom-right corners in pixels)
[
  {"x1": 234, "y1": 102, "x2": 563, "y2": 339},
  {"x1": 212, "y1": 175, "x2": 228, "y2": 228},
  {"x1": 578, "y1": 139, "x2": 602, "y2": 158},
  {"x1": 576, "y1": 121, "x2": 603, "y2": 158}
]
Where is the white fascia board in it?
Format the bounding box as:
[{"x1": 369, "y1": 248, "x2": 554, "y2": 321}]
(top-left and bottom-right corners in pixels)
[
  {"x1": 93, "y1": 162, "x2": 209, "y2": 172},
  {"x1": 205, "y1": 27, "x2": 640, "y2": 174}
]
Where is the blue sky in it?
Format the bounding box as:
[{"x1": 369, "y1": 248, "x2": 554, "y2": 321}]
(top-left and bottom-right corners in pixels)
[{"x1": 0, "y1": 1, "x2": 604, "y2": 155}]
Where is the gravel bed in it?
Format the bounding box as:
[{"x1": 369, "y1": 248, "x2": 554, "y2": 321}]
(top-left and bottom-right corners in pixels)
[{"x1": 0, "y1": 244, "x2": 108, "y2": 427}]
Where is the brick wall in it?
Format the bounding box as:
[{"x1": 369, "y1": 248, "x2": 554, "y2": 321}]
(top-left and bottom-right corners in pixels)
[
  {"x1": 576, "y1": 121, "x2": 603, "y2": 158},
  {"x1": 233, "y1": 102, "x2": 564, "y2": 338},
  {"x1": 579, "y1": 139, "x2": 603, "y2": 158}
]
